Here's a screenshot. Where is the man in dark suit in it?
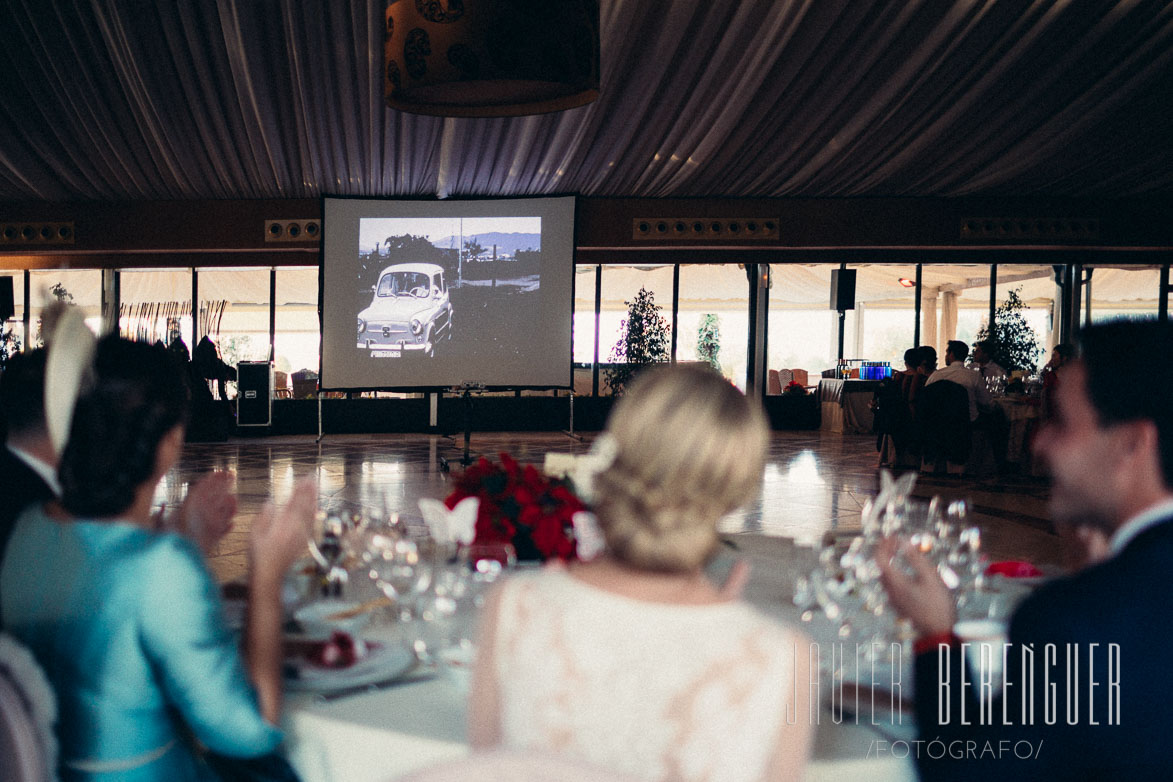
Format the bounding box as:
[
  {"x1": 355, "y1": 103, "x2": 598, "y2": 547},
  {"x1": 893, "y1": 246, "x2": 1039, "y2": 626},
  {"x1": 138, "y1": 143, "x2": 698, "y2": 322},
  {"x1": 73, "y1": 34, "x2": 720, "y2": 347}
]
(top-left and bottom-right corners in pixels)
[
  {"x1": 879, "y1": 319, "x2": 1173, "y2": 781},
  {"x1": 0, "y1": 348, "x2": 57, "y2": 624}
]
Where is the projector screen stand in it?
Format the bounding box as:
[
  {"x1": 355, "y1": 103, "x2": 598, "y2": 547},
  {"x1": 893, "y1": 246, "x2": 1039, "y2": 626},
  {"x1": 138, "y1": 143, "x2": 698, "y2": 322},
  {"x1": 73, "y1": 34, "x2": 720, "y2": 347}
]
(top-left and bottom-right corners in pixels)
[
  {"x1": 315, "y1": 391, "x2": 324, "y2": 443},
  {"x1": 561, "y1": 391, "x2": 584, "y2": 442},
  {"x1": 442, "y1": 383, "x2": 485, "y2": 468}
]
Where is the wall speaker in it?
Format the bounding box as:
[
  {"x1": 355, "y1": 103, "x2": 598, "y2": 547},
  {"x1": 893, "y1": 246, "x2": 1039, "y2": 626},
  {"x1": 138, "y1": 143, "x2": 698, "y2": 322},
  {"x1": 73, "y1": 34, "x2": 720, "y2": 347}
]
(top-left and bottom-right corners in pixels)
[
  {"x1": 264, "y1": 219, "x2": 321, "y2": 243},
  {"x1": 830, "y1": 269, "x2": 856, "y2": 311},
  {"x1": 960, "y1": 217, "x2": 1100, "y2": 241},
  {"x1": 0, "y1": 222, "x2": 74, "y2": 244},
  {"x1": 0, "y1": 277, "x2": 14, "y2": 321},
  {"x1": 632, "y1": 218, "x2": 779, "y2": 241}
]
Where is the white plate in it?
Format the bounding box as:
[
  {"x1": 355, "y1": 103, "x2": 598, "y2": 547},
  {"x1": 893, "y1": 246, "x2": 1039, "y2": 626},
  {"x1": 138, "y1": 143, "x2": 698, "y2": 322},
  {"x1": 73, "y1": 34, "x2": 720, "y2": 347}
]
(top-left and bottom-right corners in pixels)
[{"x1": 284, "y1": 639, "x2": 416, "y2": 693}]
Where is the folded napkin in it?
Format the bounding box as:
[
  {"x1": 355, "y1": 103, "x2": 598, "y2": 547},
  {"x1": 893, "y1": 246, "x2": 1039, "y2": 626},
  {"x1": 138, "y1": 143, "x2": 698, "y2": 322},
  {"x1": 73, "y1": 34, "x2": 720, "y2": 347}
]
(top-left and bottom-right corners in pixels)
[
  {"x1": 418, "y1": 497, "x2": 479, "y2": 545},
  {"x1": 985, "y1": 560, "x2": 1043, "y2": 578}
]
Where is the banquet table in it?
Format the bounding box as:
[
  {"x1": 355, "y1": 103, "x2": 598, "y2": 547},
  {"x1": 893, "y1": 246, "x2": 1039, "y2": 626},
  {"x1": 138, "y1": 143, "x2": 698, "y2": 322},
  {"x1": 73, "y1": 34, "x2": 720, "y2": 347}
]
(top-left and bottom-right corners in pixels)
[
  {"x1": 992, "y1": 394, "x2": 1040, "y2": 469},
  {"x1": 817, "y1": 379, "x2": 880, "y2": 435},
  {"x1": 281, "y1": 544, "x2": 920, "y2": 782},
  {"x1": 284, "y1": 674, "x2": 916, "y2": 782}
]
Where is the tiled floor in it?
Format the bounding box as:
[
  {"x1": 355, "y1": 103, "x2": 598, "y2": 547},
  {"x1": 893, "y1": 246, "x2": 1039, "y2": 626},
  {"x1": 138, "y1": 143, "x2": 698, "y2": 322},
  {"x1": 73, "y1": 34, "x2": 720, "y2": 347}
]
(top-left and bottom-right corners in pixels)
[{"x1": 160, "y1": 430, "x2": 1065, "y2": 585}]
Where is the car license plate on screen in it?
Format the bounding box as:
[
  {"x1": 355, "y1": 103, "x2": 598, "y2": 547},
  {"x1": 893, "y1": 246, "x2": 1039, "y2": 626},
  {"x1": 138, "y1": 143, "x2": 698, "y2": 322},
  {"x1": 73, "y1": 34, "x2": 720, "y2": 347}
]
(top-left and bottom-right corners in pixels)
[{"x1": 372, "y1": 350, "x2": 400, "y2": 358}]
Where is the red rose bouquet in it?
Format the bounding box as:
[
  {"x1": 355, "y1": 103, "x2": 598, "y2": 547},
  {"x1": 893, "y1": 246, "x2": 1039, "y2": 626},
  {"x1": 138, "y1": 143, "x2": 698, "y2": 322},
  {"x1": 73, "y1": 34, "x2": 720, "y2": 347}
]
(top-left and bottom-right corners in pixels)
[
  {"x1": 784, "y1": 380, "x2": 807, "y2": 395},
  {"x1": 444, "y1": 452, "x2": 586, "y2": 562}
]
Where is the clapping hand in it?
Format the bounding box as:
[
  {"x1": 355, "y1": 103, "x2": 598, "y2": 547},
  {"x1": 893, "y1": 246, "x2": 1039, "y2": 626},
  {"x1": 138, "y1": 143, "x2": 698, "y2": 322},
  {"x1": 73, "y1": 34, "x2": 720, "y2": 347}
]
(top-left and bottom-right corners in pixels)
[
  {"x1": 249, "y1": 477, "x2": 318, "y2": 585},
  {"x1": 875, "y1": 537, "x2": 956, "y2": 637},
  {"x1": 178, "y1": 471, "x2": 238, "y2": 555}
]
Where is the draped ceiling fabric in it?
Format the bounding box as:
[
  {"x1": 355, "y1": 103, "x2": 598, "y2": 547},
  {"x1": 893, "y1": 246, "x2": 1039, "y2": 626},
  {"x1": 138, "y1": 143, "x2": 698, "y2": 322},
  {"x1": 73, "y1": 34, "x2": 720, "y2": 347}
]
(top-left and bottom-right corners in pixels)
[{"x1": 1, "y1": 0, "x2": 1171, "y2": 202}]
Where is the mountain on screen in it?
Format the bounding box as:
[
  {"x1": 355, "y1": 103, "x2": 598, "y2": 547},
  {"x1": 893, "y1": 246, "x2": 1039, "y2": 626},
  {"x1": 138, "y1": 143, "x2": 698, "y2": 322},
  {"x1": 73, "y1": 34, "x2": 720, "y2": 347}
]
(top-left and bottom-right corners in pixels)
[{"x1": 432, "y1": 232, "x2": 541, "y2": 255}]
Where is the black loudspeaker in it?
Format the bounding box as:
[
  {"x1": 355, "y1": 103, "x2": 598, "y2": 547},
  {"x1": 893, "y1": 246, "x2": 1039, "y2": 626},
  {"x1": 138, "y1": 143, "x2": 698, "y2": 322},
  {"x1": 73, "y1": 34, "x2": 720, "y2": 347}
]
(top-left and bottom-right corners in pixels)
[
  {"x1": 236, "y1": 361, "x2": 272, "y2": 427},
  {"x1": 829, "y1": 269, "x2": 856, "y2": 311},
  {"x1": 0, "y1": 277, "x2": 14, "y2": 322}
]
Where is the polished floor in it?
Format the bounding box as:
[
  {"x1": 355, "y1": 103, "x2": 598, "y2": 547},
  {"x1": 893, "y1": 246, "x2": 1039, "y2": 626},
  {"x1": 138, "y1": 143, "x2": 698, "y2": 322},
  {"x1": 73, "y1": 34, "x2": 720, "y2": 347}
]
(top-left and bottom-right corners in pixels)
[{"x1": 160, "y1": 430, "x2": 1066, "y2": 585}]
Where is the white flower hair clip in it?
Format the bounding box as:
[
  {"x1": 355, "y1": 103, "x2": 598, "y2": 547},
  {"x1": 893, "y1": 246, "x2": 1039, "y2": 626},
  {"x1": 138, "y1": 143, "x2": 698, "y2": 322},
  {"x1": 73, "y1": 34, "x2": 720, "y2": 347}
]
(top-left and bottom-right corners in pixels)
[{"x1": 568, "y1": 433, "x2": 618, "y2": 504}]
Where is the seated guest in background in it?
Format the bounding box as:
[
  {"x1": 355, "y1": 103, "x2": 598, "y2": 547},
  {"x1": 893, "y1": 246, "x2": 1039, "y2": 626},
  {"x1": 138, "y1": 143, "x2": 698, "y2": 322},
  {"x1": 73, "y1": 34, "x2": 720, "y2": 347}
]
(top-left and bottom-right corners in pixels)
[
  {"x1": 1040, "y1": 342, "x2": 1076, "y2": 421},
  {"x1": 919, "y1": 344, "x2": 938, "y2": 375},
  {"x1": 879, "y1": 319, "x2": 1173, "y2": 781},
  {"x1": 875, "y1": 348, "x2": 924, "y2": 468},
  {"x1": 0, "y1": 349, "x2": 56, "y2": 621},
  {"x1": 925, "y1": 340, "x2": 991, "y2": 422},
  {"x1": 469, "y1": 364, "x2": 813, "y2": 782},
  {"x1": 0, "y1": 335, "x2": 314, "y2": 780},
  {"x1": 970, "y1": 340, "x2": 1007, "y2": 382}
]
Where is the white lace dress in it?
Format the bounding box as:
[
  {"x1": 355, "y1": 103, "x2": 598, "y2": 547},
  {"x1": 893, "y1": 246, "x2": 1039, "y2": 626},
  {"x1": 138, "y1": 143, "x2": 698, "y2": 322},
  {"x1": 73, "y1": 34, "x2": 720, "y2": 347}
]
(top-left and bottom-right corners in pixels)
[{"x1": 490, "y1": 568, "x2": 802, "y2": 782}]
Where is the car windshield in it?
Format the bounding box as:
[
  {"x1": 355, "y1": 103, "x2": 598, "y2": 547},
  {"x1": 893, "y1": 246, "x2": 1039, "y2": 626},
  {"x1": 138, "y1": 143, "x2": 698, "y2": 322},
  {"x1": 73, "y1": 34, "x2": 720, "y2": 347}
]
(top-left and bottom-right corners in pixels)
[{"x1": 377, "y1": 271, "x2": 432, "y2": 297}]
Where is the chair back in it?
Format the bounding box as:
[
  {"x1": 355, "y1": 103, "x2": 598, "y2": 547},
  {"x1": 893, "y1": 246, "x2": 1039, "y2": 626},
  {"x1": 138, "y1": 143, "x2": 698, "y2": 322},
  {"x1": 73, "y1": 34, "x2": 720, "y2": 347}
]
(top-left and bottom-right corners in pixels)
[
  {"x1": 0, "y1": 635, "x2": 57, "y2": 782},
  {"x1": 918, "y1": 380, "x2": 972, "y2": 464},
  {"x1": 767, "y1": 369, "x2": 782, "y2": 395},
  {"x1": 791, "y1": 368, "x2": 809, "y2": 387}
]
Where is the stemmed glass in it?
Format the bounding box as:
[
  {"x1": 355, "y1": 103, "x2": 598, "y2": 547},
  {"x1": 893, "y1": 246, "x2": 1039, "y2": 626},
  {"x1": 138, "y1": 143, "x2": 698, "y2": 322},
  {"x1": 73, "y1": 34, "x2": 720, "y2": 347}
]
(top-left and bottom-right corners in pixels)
[{"x1": 306, "y1": 510, "x2": 359, "y2": 597}]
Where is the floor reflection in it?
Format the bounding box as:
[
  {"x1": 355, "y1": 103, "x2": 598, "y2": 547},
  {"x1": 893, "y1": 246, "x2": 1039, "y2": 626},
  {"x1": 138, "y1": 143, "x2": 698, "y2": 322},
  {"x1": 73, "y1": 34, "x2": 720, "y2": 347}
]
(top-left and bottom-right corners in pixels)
[{"x1": 163, "y1": 431, "x2": 1061, "y2": 584}]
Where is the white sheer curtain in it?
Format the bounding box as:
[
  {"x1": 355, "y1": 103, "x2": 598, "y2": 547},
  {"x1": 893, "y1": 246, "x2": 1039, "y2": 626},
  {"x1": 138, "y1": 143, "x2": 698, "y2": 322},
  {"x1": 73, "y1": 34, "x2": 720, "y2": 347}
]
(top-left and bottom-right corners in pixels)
[{"x1": 921, "y1": 294, "x2": 938, "y2": 353}]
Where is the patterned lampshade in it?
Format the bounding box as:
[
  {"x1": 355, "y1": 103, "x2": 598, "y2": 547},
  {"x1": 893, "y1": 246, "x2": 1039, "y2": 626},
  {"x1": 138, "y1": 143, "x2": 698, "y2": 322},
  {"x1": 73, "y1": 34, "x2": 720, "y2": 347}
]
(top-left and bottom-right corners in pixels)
[{"x1": 385, "y1": 0, "x2": 600, "y2": 118}]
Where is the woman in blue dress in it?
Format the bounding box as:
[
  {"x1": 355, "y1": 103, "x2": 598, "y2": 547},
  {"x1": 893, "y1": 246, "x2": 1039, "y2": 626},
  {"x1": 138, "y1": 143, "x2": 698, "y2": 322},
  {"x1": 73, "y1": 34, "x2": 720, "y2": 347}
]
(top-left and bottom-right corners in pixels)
[{"x1": 0, "y1": 335, "x2": 314, "y2": 780}]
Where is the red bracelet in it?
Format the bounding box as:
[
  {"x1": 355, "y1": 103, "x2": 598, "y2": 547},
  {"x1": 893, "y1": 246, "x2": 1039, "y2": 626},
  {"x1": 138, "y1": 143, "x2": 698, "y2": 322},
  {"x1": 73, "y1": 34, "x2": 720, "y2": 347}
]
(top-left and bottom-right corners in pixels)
[{"x1": 914, "y1": 631, "x2": 959, "y2": 656}]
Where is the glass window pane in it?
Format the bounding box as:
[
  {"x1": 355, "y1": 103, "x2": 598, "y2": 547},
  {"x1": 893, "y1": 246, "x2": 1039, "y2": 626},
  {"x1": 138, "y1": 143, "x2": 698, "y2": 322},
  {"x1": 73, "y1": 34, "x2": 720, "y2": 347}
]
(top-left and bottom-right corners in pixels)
[
  {"x1": 677, "y1": 264, "x2": 748, "y2": 390},
  {"x1": 119, "y1": 269, "x2": 193, "y2": 353},
  {"x1": 197, "y1": 267, "x2": 271, "y2": 365},
  {"x1": 1, "y1": 272, "x2": 25, "y2": 356},
  {"x1": 848, "y1": 264, "x2": 918, "y2": 369},
  {"x1": 30, "y1": 269, "x2": 102, "y2": 343},
  {"x1": 274, "y1": 267, "x2": 320, "y2": 378},
  {"x1": 1086, "y1": 265, "x2": 1162, "y2": 325},
  {"x1": 767, "y1": 264, "x2": 839, "y2": 381},
  {"x1": 573, "y1": 266, "x2": 598, "y2": 365},
  {"x1": 599, "y1": 265, "x2": 673, "y2": 394}
]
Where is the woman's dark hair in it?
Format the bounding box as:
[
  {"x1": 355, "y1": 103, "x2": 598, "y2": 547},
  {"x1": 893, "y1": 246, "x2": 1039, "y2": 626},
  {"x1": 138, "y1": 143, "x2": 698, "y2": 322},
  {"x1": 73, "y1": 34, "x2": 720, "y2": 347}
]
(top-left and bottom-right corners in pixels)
[
  {"x1": 60, "y1": 336, "x2": 190, "y2": 517},
  {"x1": 903, "y1": 347, "x2": 921, "y2": 368}
]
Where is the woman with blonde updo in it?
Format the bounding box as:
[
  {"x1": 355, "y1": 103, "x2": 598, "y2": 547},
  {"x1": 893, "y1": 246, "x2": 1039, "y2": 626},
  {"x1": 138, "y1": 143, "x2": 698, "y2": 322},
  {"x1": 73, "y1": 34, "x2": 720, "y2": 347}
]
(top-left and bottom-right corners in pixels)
[{"x1": 468, "y1": 364, "x2": 813, "y2": 782}]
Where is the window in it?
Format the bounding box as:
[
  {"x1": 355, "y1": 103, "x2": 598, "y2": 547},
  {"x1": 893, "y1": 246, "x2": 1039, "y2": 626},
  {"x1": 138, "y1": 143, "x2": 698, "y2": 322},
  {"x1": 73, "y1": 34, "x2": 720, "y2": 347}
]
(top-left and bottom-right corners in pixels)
[
  {"x1": 30, "y1": 269, "x2": 102, "y2": 342},
  {"x1": 197, "y1": 268, "x2": 271, "y2": 365},
  {"x1": 274, "y1": 268, "x2": 320, "y2": 378},
  {"x1": 119, "y1": 269, "x2": 193, "y2": 351},
  {"x1": 677, "y1": 264, "x2": 749, "y2": 389}
]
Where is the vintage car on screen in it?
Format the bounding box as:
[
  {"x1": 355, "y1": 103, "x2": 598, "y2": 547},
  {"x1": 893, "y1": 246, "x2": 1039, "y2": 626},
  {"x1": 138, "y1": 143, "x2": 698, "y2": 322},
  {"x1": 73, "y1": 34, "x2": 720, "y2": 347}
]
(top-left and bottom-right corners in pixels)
[{"x1": 357, "y1": 263, "x2": 452, "y2": 356}]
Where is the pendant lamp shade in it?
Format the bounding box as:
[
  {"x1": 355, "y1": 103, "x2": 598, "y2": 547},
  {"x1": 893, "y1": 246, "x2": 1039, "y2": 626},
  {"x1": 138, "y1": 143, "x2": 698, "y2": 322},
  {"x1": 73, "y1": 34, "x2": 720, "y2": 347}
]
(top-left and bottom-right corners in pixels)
[{"x1": 385, "y1": 0, "x2": 600, "y2": 118}]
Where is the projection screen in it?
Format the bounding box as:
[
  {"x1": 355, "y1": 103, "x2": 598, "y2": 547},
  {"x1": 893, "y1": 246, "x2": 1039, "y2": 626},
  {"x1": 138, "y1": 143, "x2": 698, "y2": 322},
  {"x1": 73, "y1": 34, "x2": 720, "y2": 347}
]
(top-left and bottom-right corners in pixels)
[{"x1": 321, "y1": 196, "x2": 575, "y2": 390}]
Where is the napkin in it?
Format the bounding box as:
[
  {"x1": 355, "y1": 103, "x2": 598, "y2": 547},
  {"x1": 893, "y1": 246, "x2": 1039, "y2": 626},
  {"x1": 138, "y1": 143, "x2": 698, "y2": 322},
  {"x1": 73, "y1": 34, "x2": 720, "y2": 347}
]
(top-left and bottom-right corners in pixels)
[
  {"x1": 418, "y1": 496, "x2": 479, "y2": 545},
  {"x1": 985, "y1": 560, "x2": 1043, "y2": 578}
]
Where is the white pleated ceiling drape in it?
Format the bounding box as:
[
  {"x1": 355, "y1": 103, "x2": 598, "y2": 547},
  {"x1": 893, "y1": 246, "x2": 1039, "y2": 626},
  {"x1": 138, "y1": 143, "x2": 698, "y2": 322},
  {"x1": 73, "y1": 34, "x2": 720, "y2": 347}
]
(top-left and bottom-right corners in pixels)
[{"x1": 0, "y1": 0, "x2": 1170, "y2": 202}]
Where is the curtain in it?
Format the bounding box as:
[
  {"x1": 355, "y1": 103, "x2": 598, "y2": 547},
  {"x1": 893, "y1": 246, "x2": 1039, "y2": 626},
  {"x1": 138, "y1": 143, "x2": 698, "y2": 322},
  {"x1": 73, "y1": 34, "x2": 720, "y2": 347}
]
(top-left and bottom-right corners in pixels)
[
  {"x1": 0, "y1": 0, "x2": 1170, "y2": 201},
  {"x1": 922, "y1": 294, "x2": 938, "y2": 352}
]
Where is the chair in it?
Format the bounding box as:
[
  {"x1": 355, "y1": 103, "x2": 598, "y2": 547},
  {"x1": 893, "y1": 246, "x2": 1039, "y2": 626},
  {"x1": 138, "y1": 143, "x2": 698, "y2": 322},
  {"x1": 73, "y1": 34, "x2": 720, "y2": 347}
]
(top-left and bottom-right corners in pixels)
[
  {"x1": 791, "y1": 368, "x2": 809, "y2": 387},
  {"x1": 0, "y1": 634, "x2": 57, "y2": 782},
  {"x1": 767, "y1": 369, "x2": 782, "y2": 395},
  {"x1": 396, "y1": 749, "x2": 641, "y2": 782},
  {"x1": 917, "y1": 380, "x2": 971, "y2": 473},
  {"x1": 776, "y1": 369, "x2": 794, "y2": 389},
  {"x1": 273, "y1": 370, "x2": 291, "y2": 399}
]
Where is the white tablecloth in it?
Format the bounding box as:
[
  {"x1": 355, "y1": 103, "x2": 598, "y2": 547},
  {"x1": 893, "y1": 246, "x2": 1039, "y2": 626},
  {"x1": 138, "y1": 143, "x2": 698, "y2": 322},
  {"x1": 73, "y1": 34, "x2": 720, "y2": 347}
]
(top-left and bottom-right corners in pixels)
[
  {"x1": 817, "y1": 380, "x2": 877, "y2": 435},
  {"x1": 284, "y1": 674, "x2": 915, "y2": 782},
  {"x1": 283, "y1": 542, "x2": 917, "y2": 782}
]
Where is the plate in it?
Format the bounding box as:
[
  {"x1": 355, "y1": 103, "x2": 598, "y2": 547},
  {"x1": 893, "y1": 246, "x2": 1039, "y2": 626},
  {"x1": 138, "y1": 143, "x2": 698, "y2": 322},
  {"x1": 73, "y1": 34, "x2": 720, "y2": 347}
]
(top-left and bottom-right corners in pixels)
[{"x1": 284, "y1": 638, "x2": 416, "y2": 693}]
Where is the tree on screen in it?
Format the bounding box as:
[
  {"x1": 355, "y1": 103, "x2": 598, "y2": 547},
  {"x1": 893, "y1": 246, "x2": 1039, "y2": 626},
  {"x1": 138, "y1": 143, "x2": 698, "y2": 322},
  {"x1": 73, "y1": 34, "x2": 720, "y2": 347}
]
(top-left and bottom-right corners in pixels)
[{"x1": 606, "y1": 287, "x2": 670, "y2": 395}]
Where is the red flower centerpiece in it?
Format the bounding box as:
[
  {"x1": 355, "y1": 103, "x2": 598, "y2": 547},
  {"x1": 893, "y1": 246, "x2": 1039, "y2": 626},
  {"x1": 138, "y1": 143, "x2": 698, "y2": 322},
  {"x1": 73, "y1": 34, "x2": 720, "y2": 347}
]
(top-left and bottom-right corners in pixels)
[
  {"x1": 444, "y1": 453, "x2": 586, "y2": 562},
  {"x1": 784, "y1": 380, "x2": 807, "y2": 395}
]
